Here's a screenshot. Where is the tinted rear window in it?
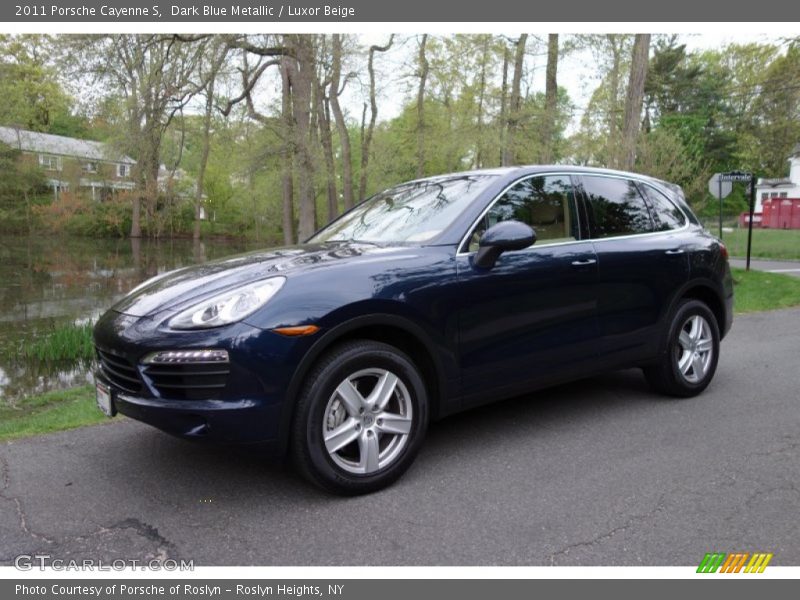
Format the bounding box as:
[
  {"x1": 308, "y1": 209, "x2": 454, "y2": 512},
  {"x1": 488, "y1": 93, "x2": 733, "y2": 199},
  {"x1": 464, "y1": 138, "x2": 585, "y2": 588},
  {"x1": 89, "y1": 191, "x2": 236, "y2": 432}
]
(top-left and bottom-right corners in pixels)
[{"x1": 638, "y1": 183, "x2": 687, "y2": 231}]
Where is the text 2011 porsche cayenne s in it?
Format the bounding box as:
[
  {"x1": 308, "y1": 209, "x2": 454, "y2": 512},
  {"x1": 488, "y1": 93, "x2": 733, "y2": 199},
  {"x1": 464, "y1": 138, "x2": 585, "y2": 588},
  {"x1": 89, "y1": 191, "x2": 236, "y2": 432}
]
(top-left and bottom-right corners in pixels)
[{"x1": 94, "y1": 166, "x2": 733, "y2": 494}]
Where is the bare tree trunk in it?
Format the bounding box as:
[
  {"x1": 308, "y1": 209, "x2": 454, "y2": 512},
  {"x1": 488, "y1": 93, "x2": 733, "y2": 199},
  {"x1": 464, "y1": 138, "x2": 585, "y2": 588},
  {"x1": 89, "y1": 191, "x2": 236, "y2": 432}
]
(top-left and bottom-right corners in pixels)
[
  {"x1": 606, "y1": 35, "x2": 624, "y2": 169},
  {"x1": 620, "y1": 34, "x2": 651, "y2": 171},
  {"x1": 329, "y1": 34, "x2": 355, "y2": 211},
  {"x1": 287, "y1": 36, "x2": 316, "y2": 241},
  {"x1": 358, "y1": 35, "x2": 393, "y2": 200},
  {"x1": 416, "y1": 34, "x2": 429, "y2": 178},
  {"x1": 541, "y1": 34, "x2": 559, "y2": 164},
  {"x1": 131, "y1": 194, "x2": 142, "y2": 238},
  {"x1": 193, "y1": 68, "x2": 218, "y2": 242},
  {"x1": 280, "y1": 57, "x2": 295, "y2": 245},
  {"x1": 317, "y1": 79, "x2": 339, "y2": 224},
  {"x1": 499, "y1": 45, "x2": 510, "y2": 166},
  {"x1": 474, "y1": 36, "x2": 489, "y2": 168},
  {"x1": 504, "y1": 34, "x2": 527, "y2": 167}
]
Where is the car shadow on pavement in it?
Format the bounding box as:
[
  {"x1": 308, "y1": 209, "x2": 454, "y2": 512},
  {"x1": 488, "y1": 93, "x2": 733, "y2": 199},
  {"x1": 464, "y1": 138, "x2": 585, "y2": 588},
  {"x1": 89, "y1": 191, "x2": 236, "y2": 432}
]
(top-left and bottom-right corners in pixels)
[{"x1": 108, "y1": 368, "x2": 656, "y2": 499}]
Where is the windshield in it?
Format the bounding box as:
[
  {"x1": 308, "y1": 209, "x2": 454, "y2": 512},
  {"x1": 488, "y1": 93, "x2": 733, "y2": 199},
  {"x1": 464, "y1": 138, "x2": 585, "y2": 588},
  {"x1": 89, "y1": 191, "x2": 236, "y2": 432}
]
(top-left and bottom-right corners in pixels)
[{"x1": 309, "y1": 175, "x2": 497, "y2": 244}]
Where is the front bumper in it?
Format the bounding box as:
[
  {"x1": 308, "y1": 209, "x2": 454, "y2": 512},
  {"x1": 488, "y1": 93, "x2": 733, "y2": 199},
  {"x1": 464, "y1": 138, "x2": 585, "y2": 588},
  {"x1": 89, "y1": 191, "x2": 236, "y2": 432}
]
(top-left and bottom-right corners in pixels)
[
  {"x1": 93, "y1": 309, "x2": 316, "y2": 450},
  {"x1": 95, "y1": 371, "x2": 282, "y2": 444}
]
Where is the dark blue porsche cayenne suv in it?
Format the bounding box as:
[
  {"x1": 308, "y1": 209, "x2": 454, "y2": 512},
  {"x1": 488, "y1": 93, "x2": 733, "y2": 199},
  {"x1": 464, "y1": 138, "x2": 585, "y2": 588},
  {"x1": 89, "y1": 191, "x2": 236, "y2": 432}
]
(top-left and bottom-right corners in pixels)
[{"x1": 94, "y1": 166, "x2": 733, "y2": 494}]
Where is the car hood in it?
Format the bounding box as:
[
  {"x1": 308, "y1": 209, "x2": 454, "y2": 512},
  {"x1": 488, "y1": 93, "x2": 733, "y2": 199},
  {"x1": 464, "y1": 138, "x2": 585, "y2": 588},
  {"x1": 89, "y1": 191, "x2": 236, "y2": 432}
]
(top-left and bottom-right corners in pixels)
[{"x1": 112, "y1": 242, "x2": 401, "y2": 317}]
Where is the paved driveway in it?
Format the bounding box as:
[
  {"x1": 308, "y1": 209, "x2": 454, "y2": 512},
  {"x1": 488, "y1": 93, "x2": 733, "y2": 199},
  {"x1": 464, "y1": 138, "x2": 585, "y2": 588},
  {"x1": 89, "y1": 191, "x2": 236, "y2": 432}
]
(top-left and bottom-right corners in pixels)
[
  {"x1": 730, "y1": 258, "x2": 800, "y2": 277},
  {"x1": 2, "y1": 308, "x2": 799, "y2": 566}
]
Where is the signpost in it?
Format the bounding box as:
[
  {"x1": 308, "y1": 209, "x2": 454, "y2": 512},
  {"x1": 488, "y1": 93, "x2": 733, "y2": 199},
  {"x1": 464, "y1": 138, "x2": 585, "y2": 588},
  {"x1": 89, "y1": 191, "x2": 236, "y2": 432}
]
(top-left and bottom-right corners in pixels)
[
  {"x1": 708, "y1": 173, "x2": 733, "y2": 238},
  {"x1": 718, "y1": 171, "x2": 756, "y2": 271}
]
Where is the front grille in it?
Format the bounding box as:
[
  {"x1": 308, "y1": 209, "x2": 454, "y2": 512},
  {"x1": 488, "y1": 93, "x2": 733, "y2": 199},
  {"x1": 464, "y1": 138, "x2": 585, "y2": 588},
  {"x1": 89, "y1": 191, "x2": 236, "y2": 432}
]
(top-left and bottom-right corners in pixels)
[
  {"x1": 96, "y1": 349, "x2": 143, "y2": 394},
  {"x1": 142, "y1": 362, "x2": 230, "y2": 401}
]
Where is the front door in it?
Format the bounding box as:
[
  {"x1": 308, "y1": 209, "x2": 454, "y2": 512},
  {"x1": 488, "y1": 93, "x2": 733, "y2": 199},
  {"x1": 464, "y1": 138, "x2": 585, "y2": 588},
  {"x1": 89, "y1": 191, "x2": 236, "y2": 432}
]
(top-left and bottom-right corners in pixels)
[{"x1": 455, "y1": 174, "x2": 600, "y2": 404}]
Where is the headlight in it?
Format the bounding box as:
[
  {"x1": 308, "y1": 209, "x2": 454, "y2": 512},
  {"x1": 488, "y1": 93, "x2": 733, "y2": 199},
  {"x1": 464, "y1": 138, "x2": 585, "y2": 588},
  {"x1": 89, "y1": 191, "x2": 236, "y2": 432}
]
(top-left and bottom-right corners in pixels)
[{"x1": 168, "y1": 277, "x2": 286, "y2": 330}]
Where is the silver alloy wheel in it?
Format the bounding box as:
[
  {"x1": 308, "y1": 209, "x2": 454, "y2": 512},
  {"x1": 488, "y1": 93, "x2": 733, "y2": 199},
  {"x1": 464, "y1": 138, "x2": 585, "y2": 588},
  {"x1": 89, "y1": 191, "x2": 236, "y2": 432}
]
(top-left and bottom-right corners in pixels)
[
  {"x1": 675, "y1": 314, "x2": 714, "y2": 384},
  {"x1": 322, "y1": 368, "x2": 413, "y2": 475}
]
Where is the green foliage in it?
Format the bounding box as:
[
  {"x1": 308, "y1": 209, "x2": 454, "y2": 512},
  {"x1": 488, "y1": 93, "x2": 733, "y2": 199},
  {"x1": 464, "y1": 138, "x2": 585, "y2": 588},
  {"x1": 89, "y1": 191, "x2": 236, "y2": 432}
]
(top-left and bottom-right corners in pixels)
[
  {"x1": 0, "y1": 35, "x2": 84, "y2": 134},
  {"x1": 2, "y1": 321, "x2": 95, "y2": 362},
  {"x1": 0, "y1": 143, "x2": 49, "y2": 233}
]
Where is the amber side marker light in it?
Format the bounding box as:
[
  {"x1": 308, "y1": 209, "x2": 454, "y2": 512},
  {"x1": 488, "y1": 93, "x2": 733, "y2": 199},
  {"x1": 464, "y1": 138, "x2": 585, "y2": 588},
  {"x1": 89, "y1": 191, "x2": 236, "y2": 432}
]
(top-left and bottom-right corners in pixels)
[{"x1": 273, "y1": 325, "x2": 320, "y2": 337}]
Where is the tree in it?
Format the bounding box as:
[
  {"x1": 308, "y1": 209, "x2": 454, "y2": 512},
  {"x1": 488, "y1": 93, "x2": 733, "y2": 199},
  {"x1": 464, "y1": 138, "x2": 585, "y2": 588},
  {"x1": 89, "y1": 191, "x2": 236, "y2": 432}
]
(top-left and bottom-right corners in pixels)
[
  {"x1": 329, "y1": 34, "x2": 355, "y2": 211},
  {"x1": 66, "y1": 35, "x2": 208, "y2": 238},
  {"x1": 540, "y1": 34, "x2": 559, "y2": 163},
  {"x1": 0, "y1": 141, "x2": 47, "y2": 233},
  {"x1": 619, "y1": 34, "x2": 651, "y2": 170},
  {"x1": 503, "y1": 34, "x2": 528, "y2": 166},
  {"x1": 358, "y1": 34, "x2": 394, "y2": 200},
  {"x1": 193, "y1": 40, "x2": 229, "y2": 241},
  {"x1": 416, "y1": 34, "x2": 429, "y2": 178},
  {"x1": 0, "y1": 35, "x2": 79, "y2": 134}
]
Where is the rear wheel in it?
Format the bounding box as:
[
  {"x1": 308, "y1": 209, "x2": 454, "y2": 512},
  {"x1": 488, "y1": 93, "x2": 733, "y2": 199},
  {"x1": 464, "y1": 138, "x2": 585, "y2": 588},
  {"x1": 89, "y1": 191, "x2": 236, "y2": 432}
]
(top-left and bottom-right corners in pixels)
[
  {"x1": 291, "y1": 340, "x2": 428, "y2": 495},
  {"x1": 644, "y1": 299, "x2": 720, "y2": 397}
]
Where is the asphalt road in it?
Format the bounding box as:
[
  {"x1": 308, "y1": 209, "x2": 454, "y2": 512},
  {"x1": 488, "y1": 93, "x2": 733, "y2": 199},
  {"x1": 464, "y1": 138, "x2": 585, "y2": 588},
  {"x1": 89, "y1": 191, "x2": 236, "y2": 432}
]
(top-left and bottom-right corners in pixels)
[
  {"x1": 2, "y1": 308, "x2": 800, "y2": 566},
  {"x1": 730, "y1": 258, "x2": 800, "y2": 277}
]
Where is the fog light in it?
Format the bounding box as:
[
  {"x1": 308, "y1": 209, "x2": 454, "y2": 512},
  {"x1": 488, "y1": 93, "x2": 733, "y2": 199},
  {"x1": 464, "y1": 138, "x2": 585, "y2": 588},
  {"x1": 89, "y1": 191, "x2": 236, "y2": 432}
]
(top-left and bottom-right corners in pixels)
[{"x1": 142, "y1": 349, "x2": 229, "y2": 364}]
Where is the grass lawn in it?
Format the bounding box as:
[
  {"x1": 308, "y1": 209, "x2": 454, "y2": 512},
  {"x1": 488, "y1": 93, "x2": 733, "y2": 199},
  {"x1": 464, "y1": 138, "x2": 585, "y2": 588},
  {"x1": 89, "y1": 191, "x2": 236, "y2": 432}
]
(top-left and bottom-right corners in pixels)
[
  {"x1": 0, "y1": 385, "x2": 107, "y2": 442},
  {"x1": 3, "y1": 268, "x2": 800, "y2": 442},
  {"x1": 722, "y1": 228, "x2": 800, "y2": 260},
  {"x1": 731, "y1": 267, "x2": 800, "y2": 313}
]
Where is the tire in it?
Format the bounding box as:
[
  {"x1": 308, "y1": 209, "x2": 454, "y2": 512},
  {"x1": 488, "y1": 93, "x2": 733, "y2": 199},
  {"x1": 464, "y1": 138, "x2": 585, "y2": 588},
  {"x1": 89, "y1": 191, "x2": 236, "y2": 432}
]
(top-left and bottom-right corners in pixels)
[
  {"x1": 290, "y1": 340, "x2": 429, "y2": 495},
  {"x1": 644, "y1": 299, "x2": 720, "y2": 398}
]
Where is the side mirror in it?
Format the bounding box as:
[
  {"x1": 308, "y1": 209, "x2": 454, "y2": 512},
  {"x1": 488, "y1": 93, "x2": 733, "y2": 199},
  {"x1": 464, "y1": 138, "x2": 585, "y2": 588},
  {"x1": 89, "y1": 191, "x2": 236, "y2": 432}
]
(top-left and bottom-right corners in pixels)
[{"x1": 474, "y1": 220, "x2": 536, "y2": 269}]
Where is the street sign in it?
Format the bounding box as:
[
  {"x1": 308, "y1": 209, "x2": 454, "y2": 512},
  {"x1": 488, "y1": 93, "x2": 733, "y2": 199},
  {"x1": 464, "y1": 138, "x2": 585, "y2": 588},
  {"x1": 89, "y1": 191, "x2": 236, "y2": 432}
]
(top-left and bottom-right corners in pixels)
[
  {"x1": 719, "y1": 170, "x2": 753, "y2": 183},
  {"x1": 708, "y1": 174, "x2": 733, "y2": 199}
]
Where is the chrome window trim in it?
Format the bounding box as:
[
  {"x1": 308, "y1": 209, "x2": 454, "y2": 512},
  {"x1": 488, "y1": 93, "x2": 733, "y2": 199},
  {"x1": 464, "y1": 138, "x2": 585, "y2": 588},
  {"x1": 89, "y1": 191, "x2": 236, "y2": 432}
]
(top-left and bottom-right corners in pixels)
[{"x1": 456, "y1": 171, "x2": 691, "y2": 256}]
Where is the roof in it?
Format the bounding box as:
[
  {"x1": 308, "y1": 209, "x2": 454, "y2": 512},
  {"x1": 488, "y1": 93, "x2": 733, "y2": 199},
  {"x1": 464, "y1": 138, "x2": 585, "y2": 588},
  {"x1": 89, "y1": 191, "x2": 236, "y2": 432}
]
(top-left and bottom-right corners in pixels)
[
  {"x1": 757, "y1": 178, "x2": 794, "y2": 187},
  {"x1": 0, "y1": 126, "x2": 136, "y2": 165},
  {"x1": 791, "y1": 143, "x2": 800, "y2": 158}
]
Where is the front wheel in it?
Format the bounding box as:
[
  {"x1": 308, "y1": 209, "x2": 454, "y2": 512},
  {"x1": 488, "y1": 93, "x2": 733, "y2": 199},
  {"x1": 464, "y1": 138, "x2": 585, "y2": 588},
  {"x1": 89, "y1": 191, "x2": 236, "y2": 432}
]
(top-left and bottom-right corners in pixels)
[
  {"x1": 290, "y1": 340, "x2": 429, "y2": 495},
  {"x1": 644, "y1": 299, "x2": 720, "y2": 397}
]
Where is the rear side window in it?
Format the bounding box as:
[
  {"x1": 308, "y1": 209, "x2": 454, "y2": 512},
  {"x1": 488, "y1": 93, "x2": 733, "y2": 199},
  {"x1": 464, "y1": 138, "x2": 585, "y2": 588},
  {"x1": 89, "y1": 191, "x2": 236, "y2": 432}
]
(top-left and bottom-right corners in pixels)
[
  {"x1": 638, "y1": 183, "x2": 686, "y2": 231},
  {"x1": 581, "y1": 175, "x2": 653, "y2": 238}
]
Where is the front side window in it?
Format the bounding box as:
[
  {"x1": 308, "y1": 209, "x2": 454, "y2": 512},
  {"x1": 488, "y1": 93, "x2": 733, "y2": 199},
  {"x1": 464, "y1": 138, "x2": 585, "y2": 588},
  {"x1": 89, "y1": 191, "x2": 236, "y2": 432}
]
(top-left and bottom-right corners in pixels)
[
  {"x1": 638, "y1": 183, "x2": 686, "y2": 231},
  {"x1": 117, "y1": 164, "x2": 130, "y2": 178},
  {"x1": 581, "y1": 175, "x2": 653, "y2": 238},
  {"x1": 309, "y1": 175, "x2": 497, "y2": 245},
  {"x1": 780, "y1": 192, "x2": 788, "y2": 198},
  {"x1": 465, "y1": 175, "x2": 579, "y2": 252}
]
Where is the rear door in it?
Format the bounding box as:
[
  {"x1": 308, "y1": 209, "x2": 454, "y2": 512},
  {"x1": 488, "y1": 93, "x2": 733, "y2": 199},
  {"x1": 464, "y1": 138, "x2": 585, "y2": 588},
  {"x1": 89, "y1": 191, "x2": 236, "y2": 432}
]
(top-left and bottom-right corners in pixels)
[
  {"x1": 577, "y1": 174, "x2": 690, "y2": 364},
  {"x1": 455, "y1": 174, "x2": 601, "y2": 404}
]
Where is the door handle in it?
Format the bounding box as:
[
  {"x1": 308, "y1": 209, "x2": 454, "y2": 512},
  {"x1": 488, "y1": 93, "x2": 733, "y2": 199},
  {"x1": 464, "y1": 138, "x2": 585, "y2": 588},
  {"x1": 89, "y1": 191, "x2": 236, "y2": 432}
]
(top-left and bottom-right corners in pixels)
[
  {"x1": 665, "y1": 249, "x2": 685, "y2": 255},
  {"x1": 571, "y1": 258, "x2": 597, "y2": 266}
]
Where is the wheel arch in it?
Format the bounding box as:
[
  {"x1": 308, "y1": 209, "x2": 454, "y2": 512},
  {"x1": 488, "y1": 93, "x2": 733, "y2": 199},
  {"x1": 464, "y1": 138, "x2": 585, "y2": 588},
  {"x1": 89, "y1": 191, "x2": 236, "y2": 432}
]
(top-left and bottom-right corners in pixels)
[
  {"x1": 657, "y1": 280, "x2": 727, "y2": 357},
  {"x1": 678, "y1": 283, "x2": 727, "y2": 339},
  {"x1": 275, "y1": 313, "x2": 450, "y2": 456}
]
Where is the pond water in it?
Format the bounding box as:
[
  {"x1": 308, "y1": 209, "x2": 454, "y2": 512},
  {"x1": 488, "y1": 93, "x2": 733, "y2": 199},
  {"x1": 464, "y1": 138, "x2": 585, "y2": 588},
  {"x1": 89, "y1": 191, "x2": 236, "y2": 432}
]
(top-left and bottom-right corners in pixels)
[{"x1": 0, "y1": 235, "x2": 263, "y2": 403}]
